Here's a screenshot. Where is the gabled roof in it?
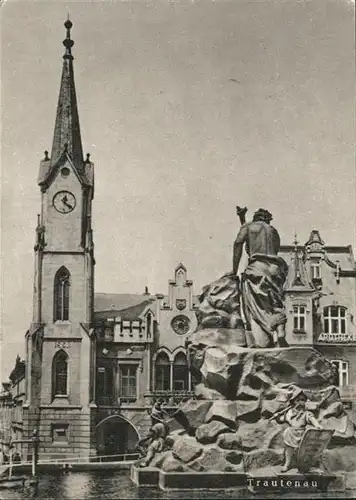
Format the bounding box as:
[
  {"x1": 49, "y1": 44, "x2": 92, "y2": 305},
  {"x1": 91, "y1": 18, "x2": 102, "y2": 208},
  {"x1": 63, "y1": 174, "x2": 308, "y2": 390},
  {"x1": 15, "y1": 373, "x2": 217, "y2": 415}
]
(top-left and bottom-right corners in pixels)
[
  {"x1": 9, "y1": 356, "x2": 26, "y2": 384},
  {"x1": 38, "y1": 151, "x2": 92, "y2": 188},
  {"x1": 94, "y1": 293, "x2": 156, "y2": 321},
  {"x1": 305, "y1": 230, "x2": 325, "y2": 247}
]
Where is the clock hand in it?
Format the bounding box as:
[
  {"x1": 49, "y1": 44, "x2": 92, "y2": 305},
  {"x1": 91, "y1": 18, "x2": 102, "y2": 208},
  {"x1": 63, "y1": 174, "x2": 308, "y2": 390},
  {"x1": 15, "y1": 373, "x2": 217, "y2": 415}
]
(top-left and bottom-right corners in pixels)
[{"x1": 61, "y1": 196, "x2": 73, "y2": 210}]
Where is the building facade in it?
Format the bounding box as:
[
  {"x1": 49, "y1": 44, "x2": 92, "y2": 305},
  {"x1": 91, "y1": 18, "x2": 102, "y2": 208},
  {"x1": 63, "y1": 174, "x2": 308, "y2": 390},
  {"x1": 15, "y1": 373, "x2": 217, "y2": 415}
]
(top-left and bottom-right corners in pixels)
[
  {"x1": 93, "y1": 263, "x2": 199, "y2": 457},
  {"x1": 280, "y1": 232, "x2": 356, "y2": 407},
  {"x1": 1, "y1": 21, "x2": 355, "y2": 462},
  {"x1": 0, "y1": 357, "x2": 26, "y2": 461}
]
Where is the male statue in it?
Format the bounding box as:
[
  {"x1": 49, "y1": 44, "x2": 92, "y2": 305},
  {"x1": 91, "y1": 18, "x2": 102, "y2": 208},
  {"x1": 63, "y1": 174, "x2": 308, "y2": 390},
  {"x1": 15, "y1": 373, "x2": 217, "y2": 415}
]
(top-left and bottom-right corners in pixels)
[{"x1": 233, "y1": 208, "x2": 289, "y2": 348}]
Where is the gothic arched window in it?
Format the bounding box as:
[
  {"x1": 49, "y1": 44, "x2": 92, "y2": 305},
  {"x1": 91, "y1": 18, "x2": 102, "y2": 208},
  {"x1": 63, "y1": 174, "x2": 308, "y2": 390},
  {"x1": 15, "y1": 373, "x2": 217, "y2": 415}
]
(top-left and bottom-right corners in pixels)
[
  {"x1": 52, "y1": 350, "x2": 68, "y2": 397},
  {"x1": 146, "y1": 313, "x2": 152, "y2": 338},
  {"x1": 54, "y1": 267, "x2": 70, "y2": 321},
  {"x1": 155, "y1": 352, "x2": 171, "y2": 391},
  {"x1": 172, "y1": 352, "x2": 188, "y2": 391}
]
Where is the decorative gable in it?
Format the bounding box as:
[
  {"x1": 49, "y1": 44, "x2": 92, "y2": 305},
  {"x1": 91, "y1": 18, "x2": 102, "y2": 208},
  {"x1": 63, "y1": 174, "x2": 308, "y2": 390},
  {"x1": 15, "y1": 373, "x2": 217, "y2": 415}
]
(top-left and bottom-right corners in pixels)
[
  {"x1": 305, "y1": 230, "x2": 325, "y2": 253},
  {"x1": 285, "y1": 242, "x2": 315, "y2": 293}
]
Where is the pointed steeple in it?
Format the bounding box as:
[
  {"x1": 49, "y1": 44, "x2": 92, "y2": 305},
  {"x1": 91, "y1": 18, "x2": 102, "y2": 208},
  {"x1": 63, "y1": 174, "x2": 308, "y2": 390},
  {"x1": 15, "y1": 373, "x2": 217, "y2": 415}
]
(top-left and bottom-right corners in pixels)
[
  {"x1": 50, "y1": 18, "x2": 84, "y2": 169},
  {"x1": 285, "y1": 234, "x2": 314, "y2": 291},
  {"x1": 291, "y1": 234, "x2": 303, "y2": 287}
]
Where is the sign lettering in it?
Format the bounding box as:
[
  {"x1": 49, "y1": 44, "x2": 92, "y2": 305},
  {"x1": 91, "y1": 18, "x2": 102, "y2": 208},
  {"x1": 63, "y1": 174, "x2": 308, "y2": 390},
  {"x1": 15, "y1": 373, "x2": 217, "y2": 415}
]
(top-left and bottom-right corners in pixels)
[
  {"x1": 317, "y1": 333, "x2": 354, "y2": 343},
  {"x1": 54, "y1": 341, "x2": 70, "y2": 349}
]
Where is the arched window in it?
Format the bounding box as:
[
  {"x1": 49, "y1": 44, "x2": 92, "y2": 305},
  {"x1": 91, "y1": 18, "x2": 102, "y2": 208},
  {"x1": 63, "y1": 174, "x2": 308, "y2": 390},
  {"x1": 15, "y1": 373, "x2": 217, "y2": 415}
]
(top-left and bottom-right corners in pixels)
[
  {"x1": 155, "y1": 352, "x2": 170, "y2": 391},
  {"x1": 146, "y1": 313, "x2": 152, "y2": 338},
  {"x1": 324, "y1": 306, "x2": 347, "y2": 335},
  {"x1": 52, "y1": 350, "x2": 68, "y2": 397},
  {"x1": 54, "y1": 267, "x2": 70, "y2": 321},
  {"x1": 173, "y1": 352, "x2": 188, "y2": 391}
]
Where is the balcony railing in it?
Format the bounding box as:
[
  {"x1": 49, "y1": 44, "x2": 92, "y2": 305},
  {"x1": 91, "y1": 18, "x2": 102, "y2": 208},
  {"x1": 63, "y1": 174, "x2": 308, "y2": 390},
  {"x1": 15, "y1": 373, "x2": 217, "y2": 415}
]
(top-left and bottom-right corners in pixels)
[
  {"x1": 145, "y1": 391, "x2": 196, "y2": 406},
  {"x1": 96, "y1": 396, "x2": 137, "y2": 406},
  {"x1": 338, "y1": 385, "x2": 356, "y2": 402}
]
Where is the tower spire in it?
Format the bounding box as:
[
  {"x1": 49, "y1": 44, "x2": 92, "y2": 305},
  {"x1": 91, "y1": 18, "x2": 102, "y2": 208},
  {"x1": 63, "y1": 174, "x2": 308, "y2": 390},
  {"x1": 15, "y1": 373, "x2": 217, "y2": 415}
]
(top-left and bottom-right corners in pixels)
[
  {"x1": 285, "y1": 233, "x2": 313, "y2": 290},
  {"x1": 292, "y1": 233, "x2": 302, "y2": 285},
  {"x1": 50, "y1": 19, "x2": 84, "y2": 169}
]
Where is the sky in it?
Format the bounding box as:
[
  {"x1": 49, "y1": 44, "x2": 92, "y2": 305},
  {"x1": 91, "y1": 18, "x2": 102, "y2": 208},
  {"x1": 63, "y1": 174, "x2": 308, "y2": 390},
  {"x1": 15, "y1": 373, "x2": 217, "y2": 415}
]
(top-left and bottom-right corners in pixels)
[{"x1": 1, "y1": 0, "x2": 355, "y2": 380}]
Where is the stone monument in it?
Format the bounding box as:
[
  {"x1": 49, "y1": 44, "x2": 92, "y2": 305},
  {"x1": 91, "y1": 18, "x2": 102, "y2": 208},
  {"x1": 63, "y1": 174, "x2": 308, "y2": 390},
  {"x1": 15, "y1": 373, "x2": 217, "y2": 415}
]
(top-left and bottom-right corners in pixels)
[
  {"x1": 233, "y1": 207, "x2": 289, "y2": 348},
  {"x1": 132, "y1": 207, "x2": 356, "y2": 493}
]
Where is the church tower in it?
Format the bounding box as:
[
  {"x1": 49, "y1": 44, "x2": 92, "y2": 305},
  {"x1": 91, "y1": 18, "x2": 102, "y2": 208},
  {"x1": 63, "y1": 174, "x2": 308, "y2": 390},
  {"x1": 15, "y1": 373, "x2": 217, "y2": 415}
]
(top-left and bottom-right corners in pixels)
[{"x1": 24, "y1": 20, "x2": 96, "y2": 460}]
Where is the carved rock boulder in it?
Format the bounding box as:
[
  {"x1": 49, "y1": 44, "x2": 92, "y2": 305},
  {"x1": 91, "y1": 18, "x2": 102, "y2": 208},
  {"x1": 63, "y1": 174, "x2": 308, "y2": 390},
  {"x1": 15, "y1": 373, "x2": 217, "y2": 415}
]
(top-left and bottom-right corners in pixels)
[
  {"x1": 186, "y1": 327, "x2": 338, "y2": 400},
  {"x1": 194, "y1": 273, "x2": 244, "y2": 331}
]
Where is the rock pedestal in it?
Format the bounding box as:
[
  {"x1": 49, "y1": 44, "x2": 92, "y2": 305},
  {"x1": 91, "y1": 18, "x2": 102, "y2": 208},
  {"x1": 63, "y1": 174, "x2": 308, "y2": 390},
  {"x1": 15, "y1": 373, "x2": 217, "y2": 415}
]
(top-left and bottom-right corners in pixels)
[
  {"x1": 187, "y1": 328, "x2": 338, "y2": 400},
  {"x1": 135, "y1": 273, "x2": 354, "y2": 485},
  {"x1": 146, "y1": 345, "x2": 354, "y2": 476}
]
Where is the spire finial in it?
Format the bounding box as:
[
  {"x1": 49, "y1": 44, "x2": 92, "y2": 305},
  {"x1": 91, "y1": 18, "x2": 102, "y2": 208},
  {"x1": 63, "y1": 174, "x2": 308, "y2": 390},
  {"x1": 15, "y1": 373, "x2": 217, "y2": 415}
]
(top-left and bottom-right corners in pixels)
[
  {"x1": 50, "y1": 18, "x2": 83, "y2": 168},
  {"x1": 293, "y1": 233, "x2": 299, "y2": 251},
  {"x1": 63, "y1": 18, "x2": 74, "y2": 60}
]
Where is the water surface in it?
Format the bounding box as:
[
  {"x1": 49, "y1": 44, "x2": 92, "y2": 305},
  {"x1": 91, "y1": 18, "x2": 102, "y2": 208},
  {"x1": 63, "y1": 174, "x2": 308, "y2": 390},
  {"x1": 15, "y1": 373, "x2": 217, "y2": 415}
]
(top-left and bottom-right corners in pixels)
[{"x1": 0, "y1": 471, "x2": 354, "y2": 500}]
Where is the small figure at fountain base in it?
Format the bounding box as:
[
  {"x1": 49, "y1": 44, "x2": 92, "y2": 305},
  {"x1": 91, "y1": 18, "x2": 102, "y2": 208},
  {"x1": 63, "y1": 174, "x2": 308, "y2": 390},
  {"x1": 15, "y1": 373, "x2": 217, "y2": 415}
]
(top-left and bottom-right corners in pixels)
[
  {"x1": 271, "y1": 388, "x2": 326, "y2": 472},
  {"x1": 138, "y1": 421, "x2": 168, "y2": 468}
]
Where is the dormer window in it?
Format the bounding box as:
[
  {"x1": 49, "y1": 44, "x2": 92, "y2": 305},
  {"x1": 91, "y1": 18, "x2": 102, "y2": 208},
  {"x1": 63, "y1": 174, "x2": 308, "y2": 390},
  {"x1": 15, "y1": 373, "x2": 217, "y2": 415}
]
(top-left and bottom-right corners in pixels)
[
  {"x1": 293, "y1": 305, "x2": 306, "y2": 333},
  {"x1": 310, "y1": 259, "x2": 321, "y2": 281}
]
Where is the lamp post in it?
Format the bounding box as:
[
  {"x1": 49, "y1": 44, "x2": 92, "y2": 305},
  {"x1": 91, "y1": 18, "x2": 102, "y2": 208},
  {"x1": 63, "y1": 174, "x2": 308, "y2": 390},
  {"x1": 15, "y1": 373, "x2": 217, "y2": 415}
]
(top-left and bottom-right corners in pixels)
[
  {"x1": 31, "y1": 427, "x2": 40, "y2": 477},
  {"x1": 8, "y1": 438, "x2": 13, "y2": 479}
]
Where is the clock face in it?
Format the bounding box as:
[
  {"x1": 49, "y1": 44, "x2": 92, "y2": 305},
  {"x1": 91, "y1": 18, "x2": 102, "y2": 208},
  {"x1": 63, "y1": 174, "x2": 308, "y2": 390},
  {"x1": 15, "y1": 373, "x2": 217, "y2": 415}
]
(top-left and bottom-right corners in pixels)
[
  {"x1": 53, "y1": 191, "x2": 76, "y2": 214},
  {"x1": 171, "y1": 315, "x2": 190, "y2": 335}
]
